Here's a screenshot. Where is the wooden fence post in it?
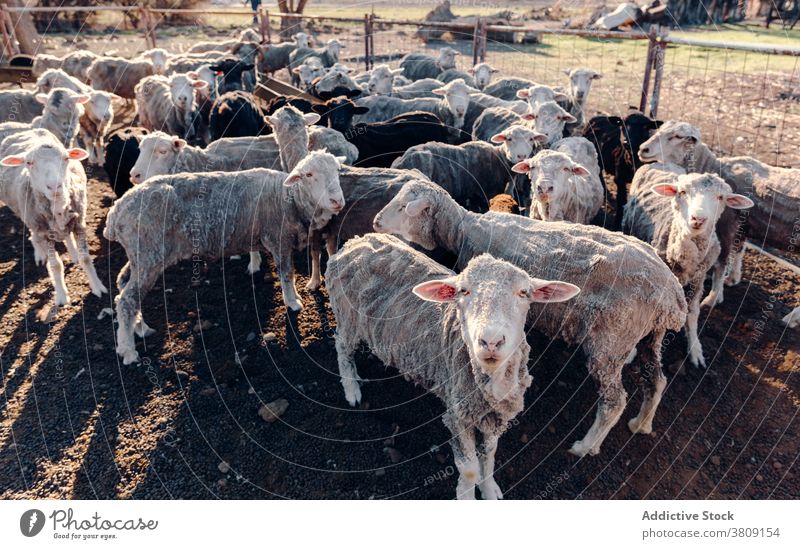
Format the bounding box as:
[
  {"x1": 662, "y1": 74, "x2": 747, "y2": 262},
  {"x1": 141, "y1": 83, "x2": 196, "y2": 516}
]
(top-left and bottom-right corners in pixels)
[
  {"x1": 368, "y1": 14, "x2": 375, "y2": 70},
  {"x1": 639, "y1": 26, "x2": 656, "y2": 113},
  {"x1": 0, "y1": 3, "x2": 16, "y2": 59},
  {"x1": 478, "y1": 20, "x2": 487, "y2": 63},
  {"x1": 649, "y1": 32, "x2": 667, "y2": 118},
  {"x1": 363, "y1": 13, "x2": 372, "y2": 71},
  {"x1": 259, "y1": 8, "x2": 270, "y2": 44},
  {"x1": 139, "y1": 6, "x2": 156, "y2": 49},
  {"x1": 472, "y1": 18, "x2": 480, "y2": 66}
]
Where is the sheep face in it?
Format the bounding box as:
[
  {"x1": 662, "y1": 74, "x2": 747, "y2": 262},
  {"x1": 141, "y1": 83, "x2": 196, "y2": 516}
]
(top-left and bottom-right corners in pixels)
[
  {"x1": 314, "y1": 70, "x2": 360, "y2": 95},
  {"x1": 293, "y1": 32, "x2": 310, "y2": 49},
  {"x1": 130, "y1": 132, "x2": 184, "y2": 183},
  {"x1": 284, "y1": 152, "x2": 345, "y2": 214},
  {"x1": 469, "y1": 63, "x2": 497, "y2": 90},
  {"x1": 367, "y1": 65, "x2": 402, "y2": 95},
  {"x1": 168, "y1": 74, "x2": 206, "y2": 111},
  {"x1": 144, "y1": 49, "x2": 169, "y2": 75},
  {"x1": 517, "y1": 84, "x2": 568, "y2": 110},
  {"x1": 190, "y1": 67, "x2": 218, "y2": 100},
  {"x1": 638, "y1": 120, "x2": 701, "y2": 164},
  {"x1": 38, "y1": 88, "x2": 90, "y2": 144},
  {"x1": 231, "y1": 42, "x2": 260, "y2": 65},
  {"x1": 326, "y1": 39, "x2": 345, "y2": 62},
  {"x1": 512, "y1": 150, "x2": 590, "y2": 215},
  {"x1": 652, "y1": 173, "x2": 753, "y2": 236},
  {"x1": 432, "y1": 79, "x2": 472, "y2": 129},
  {"x1": 563, "y1": 67, "x2": 601, "y2": 102},
  {"x1": 86, "y1": 91, "x2": 115, "y2": 126},
  {"x1": 293, "y1": 59, "x2": 325, "y2": 89},
  {"x1": 490, "y1": 125, "x2": 546, "y2": 164},
  {"x1": 313, "y1": 98, "x2": 367, "y2": 133},
  {"x1": 530, "y1": 101, "x2": 576, "y2": 145},
  {"x1": 437, "y1": 47, "x2": 459, "y2": 70},
  {"x1": 373, "y1": 179, "x2": 450, "y2": 250}
]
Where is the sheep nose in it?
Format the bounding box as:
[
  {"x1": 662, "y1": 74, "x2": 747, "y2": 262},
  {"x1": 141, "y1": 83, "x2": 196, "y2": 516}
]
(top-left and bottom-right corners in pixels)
[
  {"x1": 372, "y1": 217, "x2": 383, "y2": 231},
  {"x1": 330, "y1": 198, "x2": 343, "y2": 211},
  {"x1": 131, "y1": 172, "x2": 141, "y2": 184},
  {"x1": 479, "y1": 334, "x2": 505, "y2": 352},
  {"x1": 690, "y1": 215, "x2": 707, "y2": 229}
]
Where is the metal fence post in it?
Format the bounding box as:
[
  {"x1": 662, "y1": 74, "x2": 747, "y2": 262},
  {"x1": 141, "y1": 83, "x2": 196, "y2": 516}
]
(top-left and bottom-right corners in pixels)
[
  {"x1": 369, "y1": 14, "x2": 375, "y2": 70},
  {"x1": 649, "y1": 33, "x2": 667, "y2": 118},
  {"x1": 639, "y1": 26, "x2": 656, "y2": 112},
  {"x1": 364, "y1": 14, "x2": 374, "y2": 71}
]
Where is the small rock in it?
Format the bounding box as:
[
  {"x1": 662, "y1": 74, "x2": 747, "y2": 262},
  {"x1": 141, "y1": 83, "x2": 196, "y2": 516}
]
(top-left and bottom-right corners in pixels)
[
  {"x1": 194, "y1": 319, "x2": 212, "y2": 332},
  {"x1": 710, "y1": 455, "x2": 721, "y2": 466},
  {"x1": 547, "y1": 425, "x2": 556, "y2": 434},
  {"x1": 756, "y1": 474, "x2": 764, "y2": 482},
  {"x1": 258, "y1": 398, "x2": 289, "y2": 422},
  {"x1": 773, "y1": 461, "x2": 783, "y2": 470},
  {"x1": 386, "y1": 447, "x2": 402, "y2": 464},
  {"x1": 375, "y1": 468, "x2": 385, "y2": 477},
  {"x1": 217, "y1": 478, "x2": 227, "y2": 489},
  {"x1": 246, "y1": 332, "x2": 256, "y2": 342},
  {"x1": 92, "y1": 343, "x2": 103, "y2": 351},
  {"x1": 263, "y1": 332, "x2": 277, "y2": 343},
  {"x1": 218, "y1": 461, "x2": 230, "y2": 474},
  {"x1": 248, "y1": 386, "x2": 256, "y2": 395},
  {"x1": 175, "y1": 370, "x2": 189, "y2": 381},
  {"x1": 556, "y1": 380, "x2": 568, "y2": 388},
  {"x1": 520, "y1": 433, "x2": 529, "y2": 443},
  {"x1": 435, "y1": 453, "x2": 446, "y2": 465}
]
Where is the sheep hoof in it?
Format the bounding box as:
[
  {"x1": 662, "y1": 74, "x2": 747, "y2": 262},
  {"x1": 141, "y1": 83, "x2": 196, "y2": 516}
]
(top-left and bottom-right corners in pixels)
[
  {"x1": 628, "y1": 417, "x2": 653, "y2": 435},
  {"x1": 305, "y1": 278, "x2": 322, "y2": 292},
  {"x1": 700, "y1": 292, "x2": 720, "y2": 308},
  {"x1": 479, "y1": 479, "x2": 503, "y2": 500},
  {"x1": 689, "y1": 351, "x2": 706, "y2": 369},
  {"x1": 343, "y1": 381, "x2": 362, "y2": 407},
  {"x1": 92, "y1": 282, "x2": 109, "y2": 297},
  {"x1": 118, "y1": 347, "x2": 139, "y2": 365},
  {"x1": 54, "y1": 293, "x2": 71, "y2": 307},
  {"x1": 285, "y1": 299, "x2": 303, "y2": 312},
  {"x1": 568, "y1": 440, "x2": 599, "y2": 457}
]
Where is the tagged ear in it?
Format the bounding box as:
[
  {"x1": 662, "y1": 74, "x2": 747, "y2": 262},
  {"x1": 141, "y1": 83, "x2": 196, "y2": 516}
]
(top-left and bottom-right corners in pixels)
[
  {"x1": 283, "y1": 173, "x2": 303, "y2": 186},
  {"x1": 490, "y1": 133, "x2": 507, "y2": 143},
  {"x1": 74, "y1": 94, "x2": 90, "y2": 104},
  {"x1": 303, "y1": 112, "x2": 321, "y2": 125},
  {"x1": 651, "y1": 183, "x2": 679, "y2": 197},
  {"x1": 172, "y1": 138, "x2": 187, "y2": 151},
  {"x1": 405, "y1": 197, "x2": 430, "y2": 217},
  {"x1": 412, "y1": 278, "x2": 459, "y2": 303},
  {"x1": 530, "y1": 280, "x2": 581, "y2": 303},
  {"x1": 725, "y1": 193, "x2": 754, "y2": 209},
  {"x1": 67, "y1": 148, "x2": 89, "y2": 161},
  {"x1": 516, "y1": 89, "x2": 530, "y2": 98},
  {"x1": 511, "y1": 160, "x2": 531, "y2": 174},
  {"x1": 35, "y1": 93, "x2": 48, "y2": 105},
  {"x1": 0, "y1": 154, "x2": 25, "y2": 166}
]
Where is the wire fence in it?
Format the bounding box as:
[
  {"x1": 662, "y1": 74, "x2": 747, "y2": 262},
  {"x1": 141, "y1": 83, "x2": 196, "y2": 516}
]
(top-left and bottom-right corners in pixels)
[{"x1": 2, "y1": 6, "x2": 799, "y2": 166}]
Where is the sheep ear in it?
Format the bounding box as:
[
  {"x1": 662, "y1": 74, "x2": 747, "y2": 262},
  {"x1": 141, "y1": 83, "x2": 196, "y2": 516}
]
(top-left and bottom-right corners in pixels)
[
  {"x1": 511, "y1": 160, "x2": 531, "y2": 174},
  {"x1": 571, "y1": 165, "x2": 591, "y2": 177},
  {"x1": 110, "y1": 93, "x2": 123, "y2": 101},
  {"x1": 553, "y1": 91, "x2": 569, "y2": 102},
  {"x1": 491, "y1": 68, "x2": 499, "y2": 73},
  {"x1": 284, "y1": 173, "x2": 303, "y2": 186},
  {"x1": 591, "y1": 72, "x2": 602, "y2": 80},
  {"x1": 335, "y1": 155, "x2": 347, "y2": 167},
  {"x1": 467, "y1": 68, "x2": 475, "y2": 74},
  {"x1": 653, "y1": 120, "x2": 665, "y2": 128},
  {"x1": 405, "y1": 198, "x2": 430, "y2": 217},
  {"x1": 291, "y1": 67, "x2": 302, "y2": 74},
  {"x1": 725, "y1": 194, "x2": 754, "y2": 209},
  {"x1": 562, "y1": 68, "x2": 571, "y2": 76},
  {"x1": 533, "y1": 132, "x2": 547, "y2": 144},
  {"x1": 74, "y1": 94, "x2": 90, "y2": 104},
  {"x1": 489, "y1": 133, "x2": 507, "y2": 143},
  {"x1": 559, "y1": 113, "x2": 577, "y2": 124},
  {"x1": 192, "y1": 80, "x2": 209, "y2": 89},
  {"x1": 390, "y1": 68, "x2": 404, "y2": 75},
  {"x1": 35, "y1": 93, "x2": 48, "y2": 105},
  {"x1": 651, "y1": 183, "x2": 679, "y2": 197},
  {"x1": 0, "y1": 155, "x2": 25, "y2": 166},
  {"x1": 263, "y1": 115, "x2": 276, "y2": 127},
  {"x1": 521, "y1": 112, "x2": 536, "y2": 121},
  {"x1": 67, "y1": 148, "x2": 89, "y2": 161},
  {"x1": 172, "y1": 139, "x2": 187, "y2": 151},
  {"x1": 187, "y1": 71, "x2": 199, "y2": 79},
  {"x1": 431, "y1": 87, "x2": 446, "y2": 96},
  {"x1": 516, "y1": 89, "x2": 530, "y2": 98},
  {"x1": 530, "y1": 279, "x2": 581, "y2": 303},
  {"x1": 303, "y1": 112, "x2": 321, "y2": 125},
  {"x1": 412, "y1": 279, "x2": 459, "y2": 303}
]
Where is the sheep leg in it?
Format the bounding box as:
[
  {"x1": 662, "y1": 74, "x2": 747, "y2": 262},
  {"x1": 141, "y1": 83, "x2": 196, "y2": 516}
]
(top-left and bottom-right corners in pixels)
[
  {"x1": 700, "y1": 262, "x2": 725, "y2": 308},
  {"x1": 305, "y1": 232, "x2": 323, "y2": 292},
  {"x1": 272, "y1": 244, "x2": 303, "y2": 312},
  {"x1": 335, "y1": 334, "x2": 362, "y2": 406},
  {"x1": 445, "y1": 417, "x2": 479, "y2": 500},
  {"x1": 29, "y1": 231, "x2": 48, "y2": 266},
  {"x1": 628, "y1": 329, "x2": 667, "y2": 435},
  {"x1": 477, "y1": 432, "x2": 503, "y2": 500},
  {"x1": 569, "y1": 354, "x2": 627, "y2": 457},
  {"x1": 724, "y1": 242, "x2": 745, "y2": 287},
  {"x1": 115, "y1": 263, "x2": 158, "y2": 365},
  {"x1": 686, "y1": 289, "x2": 705, "y2": 368},
  {"x1": 64, "y1": 232, "x2": 81, "y2": 263},
  {"x1": 70, "y1": 229, "x2": 108, "y2": 298},
  {"x1": 40, "y1": 235, "x2": 70, "y2": 307},
  {"x1": 246, "y1": 251, "x2": 262, "y2": 274},
  {"x1": 325, "y1": 234, "x2": 337, "y2": 257}
]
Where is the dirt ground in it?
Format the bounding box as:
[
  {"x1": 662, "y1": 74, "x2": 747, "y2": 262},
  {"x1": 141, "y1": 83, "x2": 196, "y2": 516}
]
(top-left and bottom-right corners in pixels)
[{"x1": 1, "y1": 25, "x2": 799, "y2": 501}]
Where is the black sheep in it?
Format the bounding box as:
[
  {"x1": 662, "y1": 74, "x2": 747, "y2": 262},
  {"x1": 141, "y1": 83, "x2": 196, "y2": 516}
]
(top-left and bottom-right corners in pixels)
[
  {"x1": 208, "y1": 90, "x2": 269, "y2": 141},
  {"x1": 103, "y1": 127, "x2": 148, "y2": 199}
]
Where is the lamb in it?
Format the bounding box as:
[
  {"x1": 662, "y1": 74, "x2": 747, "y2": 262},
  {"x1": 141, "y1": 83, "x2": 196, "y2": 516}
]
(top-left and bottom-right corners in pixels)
[
  {"x1": 87, "y1": 56, "x2": 156, "y2": 99},
  {"x1": 558, "y1": 68, "x2": 602, "y2": 136},
  {"x1": 327, "y1": 233, "x2": 579, "y2": 499},
  {"x1": 637, "y1": 120, "x2": 794, "y2": 306},
  {"x1": 622, "y1": 168, "x2": 753, "y2": 367},
  {"x1": 353, "y1": 78, "x2": 473, "y2": 139},
  {"x1": 208, "y1": 57, "x2": 255, "y2": 94},
  {"x1": 0, "y1": 129, "x2": 106, "y2": 306},
  {"x1": 391, "y1": 125, "x2": 545, "y2": 211},
  {"x1": 468, "y1": 62, "x2": 498, "y2": 90},
  {"x1": 0, "y1": 88, "x2": 90, "y2": 148},
  {"x1": 256, "y1": 33, "x2": 312, "y2": 77},
  {"x1": 373, "y1": 179, "x2": 688, "y2": 457},
  {"x1": 364, "y1": 64, "x2": 405, "y2": 95},
  {"x1": 36, "y1": 68, "x2": 119, "y2": 164},
  {"x1": 137, "y1": 48, "x2": 169, "y2": 75},
  {"x1": 582, "y1": 112, "x2": 663, "y2": 229},
  {"x1": 0, "y1": 89, "x2": 44, "y2": 124},
  {"x1": 512, "y1": 148, "x2": 603, "y2": 224},
  {"x1": 400, "y1": 47, "x2": 459, "y2": 81},
  {"x1": 292, "y1": 56, "x2": 325, "y2": 90},
  {"x1": 31, "y1": 53, "x2": 62, "y2": 77},
  {"x1": 103, "y1": 127, "x2": 148, "y2": 198},
  {"x1": 188, "y1": 28, "x2": 264, "y2": 53},
  {"x1": 134, "y1": 73, "x2": 208, "y2": 140},
  {"x1": 307, "y1": 70, "x2": 363, "y2": 100},
  {"x1": 104, "y1": 150, "x2": 345, "y2": 364},
  {"x1": 471, "y1": 106, "x2": 535, "y2": 143}
]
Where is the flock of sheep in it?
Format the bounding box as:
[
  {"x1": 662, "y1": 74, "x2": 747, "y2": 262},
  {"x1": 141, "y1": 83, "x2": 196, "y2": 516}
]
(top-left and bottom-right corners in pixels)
[{"x1": 0, "y1": 25, "x2": 798, "y2": 500}]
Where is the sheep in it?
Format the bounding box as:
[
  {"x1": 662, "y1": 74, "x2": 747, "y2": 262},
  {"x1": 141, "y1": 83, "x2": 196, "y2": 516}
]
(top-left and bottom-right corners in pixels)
[
  {"x1": 622, "y1": 168, "x2": 753, "y2": 367},
  {"x1": 288, "y1": 39, "x2": 345, "y2": 80},
  {"x1": 516, "y1": 83, "x2": 570, "y2": 110},
  {"x1": 292, "y1": 56, "x2": 325, "y2": 90},
  {"x1": 512, "y1": 148, "x2": 604, "y2": 224},
  {"x1": 558, "y1": 67, "x2": 602, "y2": 136},
  {"x1": 364, "y1": 64, "x2": 405, "y2": 95},
  {"x1": 32, "y1": 53, "x2": 62, "y2": 77},
  {"x1": 327, "y1": 233, "x2": 579, "y2": 499},
  {"x1": 134, "y1": 73, "x2": 208, "y2": 141},
  {"x1": 373, "y1": 179, "x2": 688, "y2": 457},
  {"x1": 471, "y1": 106, "x2": 535, "y2": 143},
  {"x1": 307, "y1": 70, "x2": 363, "y2": 101},
  {"x1": 0, "y1": 129, "x2": 106, "y2": 306},
  {"x1": 482, "y1": 76, "x2": 536, "y2": 100},
  {"x1": 400, "y1": 47, "x2": 459, "y2": 81},
  {"x1": 164, "y1": 54, "x2": 226, "y2": 76},
  {"x1": 263, "y1": 105, "x2": 321, "y2": 172},
  {"x1": 32, "y1": 51, "x2": 99, "y2": 81},
  {"x1": 104, "y1": 150, "x2": 345, "y2": 364},
  {"x1": 0, "y1": 89, "x2": 43, "y2": 124},
  {"x1": 391, "y1": 126, "x2": 545, "y2": 212},
  {"x1": 207, "y1": 57, "x2": 255, "y2": 94},
  {"x1": 582, "y1": 112, "x2": 663, "y2": 229},
  {"x1": 208, "y1": 90, "x2": 270, "y2": 141},
  {"x1": 256, "y1": 33, "x2": 311, "y2": 77},
  {"x1": 462, "y1": 92, "x2": 529, "y2": 138},
  {"x1": 188, "y1": 28, "x2": 265, "y2": 53},
  {"x1": 437, "y1": 68, "x2": 477, "y2": 88},
  {"x1": 87, "y1": 56, "x2": 156, "y2": 99},
  {"x1": 0, "y1": 88, "x2": 90, "y2": 148},
  {"x1": 636, "y1": 120, "x2": 795, "y2": 306},
  {"x1": 468, "y1": 62, "x2": 498, "y2": 90},
  {"x1": 311, "y1": 98, "x2": 450, "y2": 167},
  {"x1": 137, "y1": 48, "x2": 169, "y2": 75},
  {"x1": 530, "y1": 100, "x2": 577, "y2": 145},
  {"x1": 389, "y1": 78, "x2": 447, "y2": 99},
  {"x1": 353, "y1": 78, "x2": 473, "y2": 139},
  {"x1": 103, "y1": 127, "x2": 148, "y2": 198},
  {"x1": 36, "y1": 68, "x2": 119, "y2": 164}
]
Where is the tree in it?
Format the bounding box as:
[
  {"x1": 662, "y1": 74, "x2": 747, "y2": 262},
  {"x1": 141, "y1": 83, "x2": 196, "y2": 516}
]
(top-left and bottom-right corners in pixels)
[
  {"x1": 276, "y1": 0, "x2": 309, "y2": 40},
  {"x1": 7, "y1": 0, "x2": 40, "y2": 54}
]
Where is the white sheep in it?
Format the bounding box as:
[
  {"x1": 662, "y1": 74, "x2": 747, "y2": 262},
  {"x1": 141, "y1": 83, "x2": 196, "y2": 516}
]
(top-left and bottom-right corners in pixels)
[
  {"x1": 784, "y1": 307, "x2": 800, "y2": 329},
  {"x1": 0, "y1": 89, "x2": 44, "y2": 124},
  {"x1": 257, "y1": 32, "x2": 312, "y2": 78},
  {"x1": 530, "y1": 100, "x2": 578, "y2": 145},
  {"x1": 364, "y1": 64, "x2": 405, "y2": 95},
  {"x1": 623, "y1": 167, "x2": 753, "y2": 367},
  {"x1": 327, "y1": 233, "x2": 579, "y2": 499},
  {"x1": 400, "y1": 47, "x2": 459, "y2": 81},
  {"x1": 482, "y1": 76, "x2": 537, "y2": 100},
  {"x1": 468, "y1": 62, "x2": 498, "y2": 90},
  {"x1": 291, "y1": 56, "x2": 325, "y2": 90},
  {"x1": 373, "y1": 179, "x2": 688, "y2": 457},
  {"x1": 471, "y1": 106, "x2": 535, "y2": 143},
  {"x1": 104, "y1": 150, "x2": 345, "y2": 364},
  {"x1": 134, "y1": 73, "x2": 208, "y2": 140},
  {"x1": 0, "y1": 129, "x2": 106, "y2": 306},
  {"x1": 0, "y1": 88, "x2": 89, "y2": 148},
  {"x1": 516, "y1": 83, "x2": 569, "y2": 110},
  {"x1": 559, "y1": 67, "x2": 602, "y2": 136},
  {"x1": 32, "y1": 51, "x2": 99, "y2": 81}
]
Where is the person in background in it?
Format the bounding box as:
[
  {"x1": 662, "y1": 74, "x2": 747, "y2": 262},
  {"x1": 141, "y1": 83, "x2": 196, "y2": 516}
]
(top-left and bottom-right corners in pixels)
[{"x1": 250, "y1": 0, "x2": 262, "y2": 24}]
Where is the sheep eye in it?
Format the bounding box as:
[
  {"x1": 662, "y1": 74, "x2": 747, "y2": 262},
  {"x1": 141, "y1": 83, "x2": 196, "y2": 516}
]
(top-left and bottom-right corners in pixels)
[
  {"x1": 718, "y1": 195, "x2": 724, "y2": 200},
  {"x1": 306, "y1": 172, "x2": 313, "y2": 178},
  {"x1": 518, "y1": 289, "x2": 530, "y2": 298},
  {"x1": 458, "y1": 288, "x2": 470, "y2": 296},
  {"x1": 679, "y1": 190, "x2": 687, "y2": 197},
  {"x1": 26, "y1": 161, "x2": 33, "y2": 166}
]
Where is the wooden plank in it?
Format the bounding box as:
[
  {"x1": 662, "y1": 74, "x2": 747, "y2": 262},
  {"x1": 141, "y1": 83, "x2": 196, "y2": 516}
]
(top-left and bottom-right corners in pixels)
[
  {"x1": 0, "y1": 65, "x2": 32, "y2": 83},
  {"x1": 253, "y1": 78, "x2": 320, "y2": 104}
]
